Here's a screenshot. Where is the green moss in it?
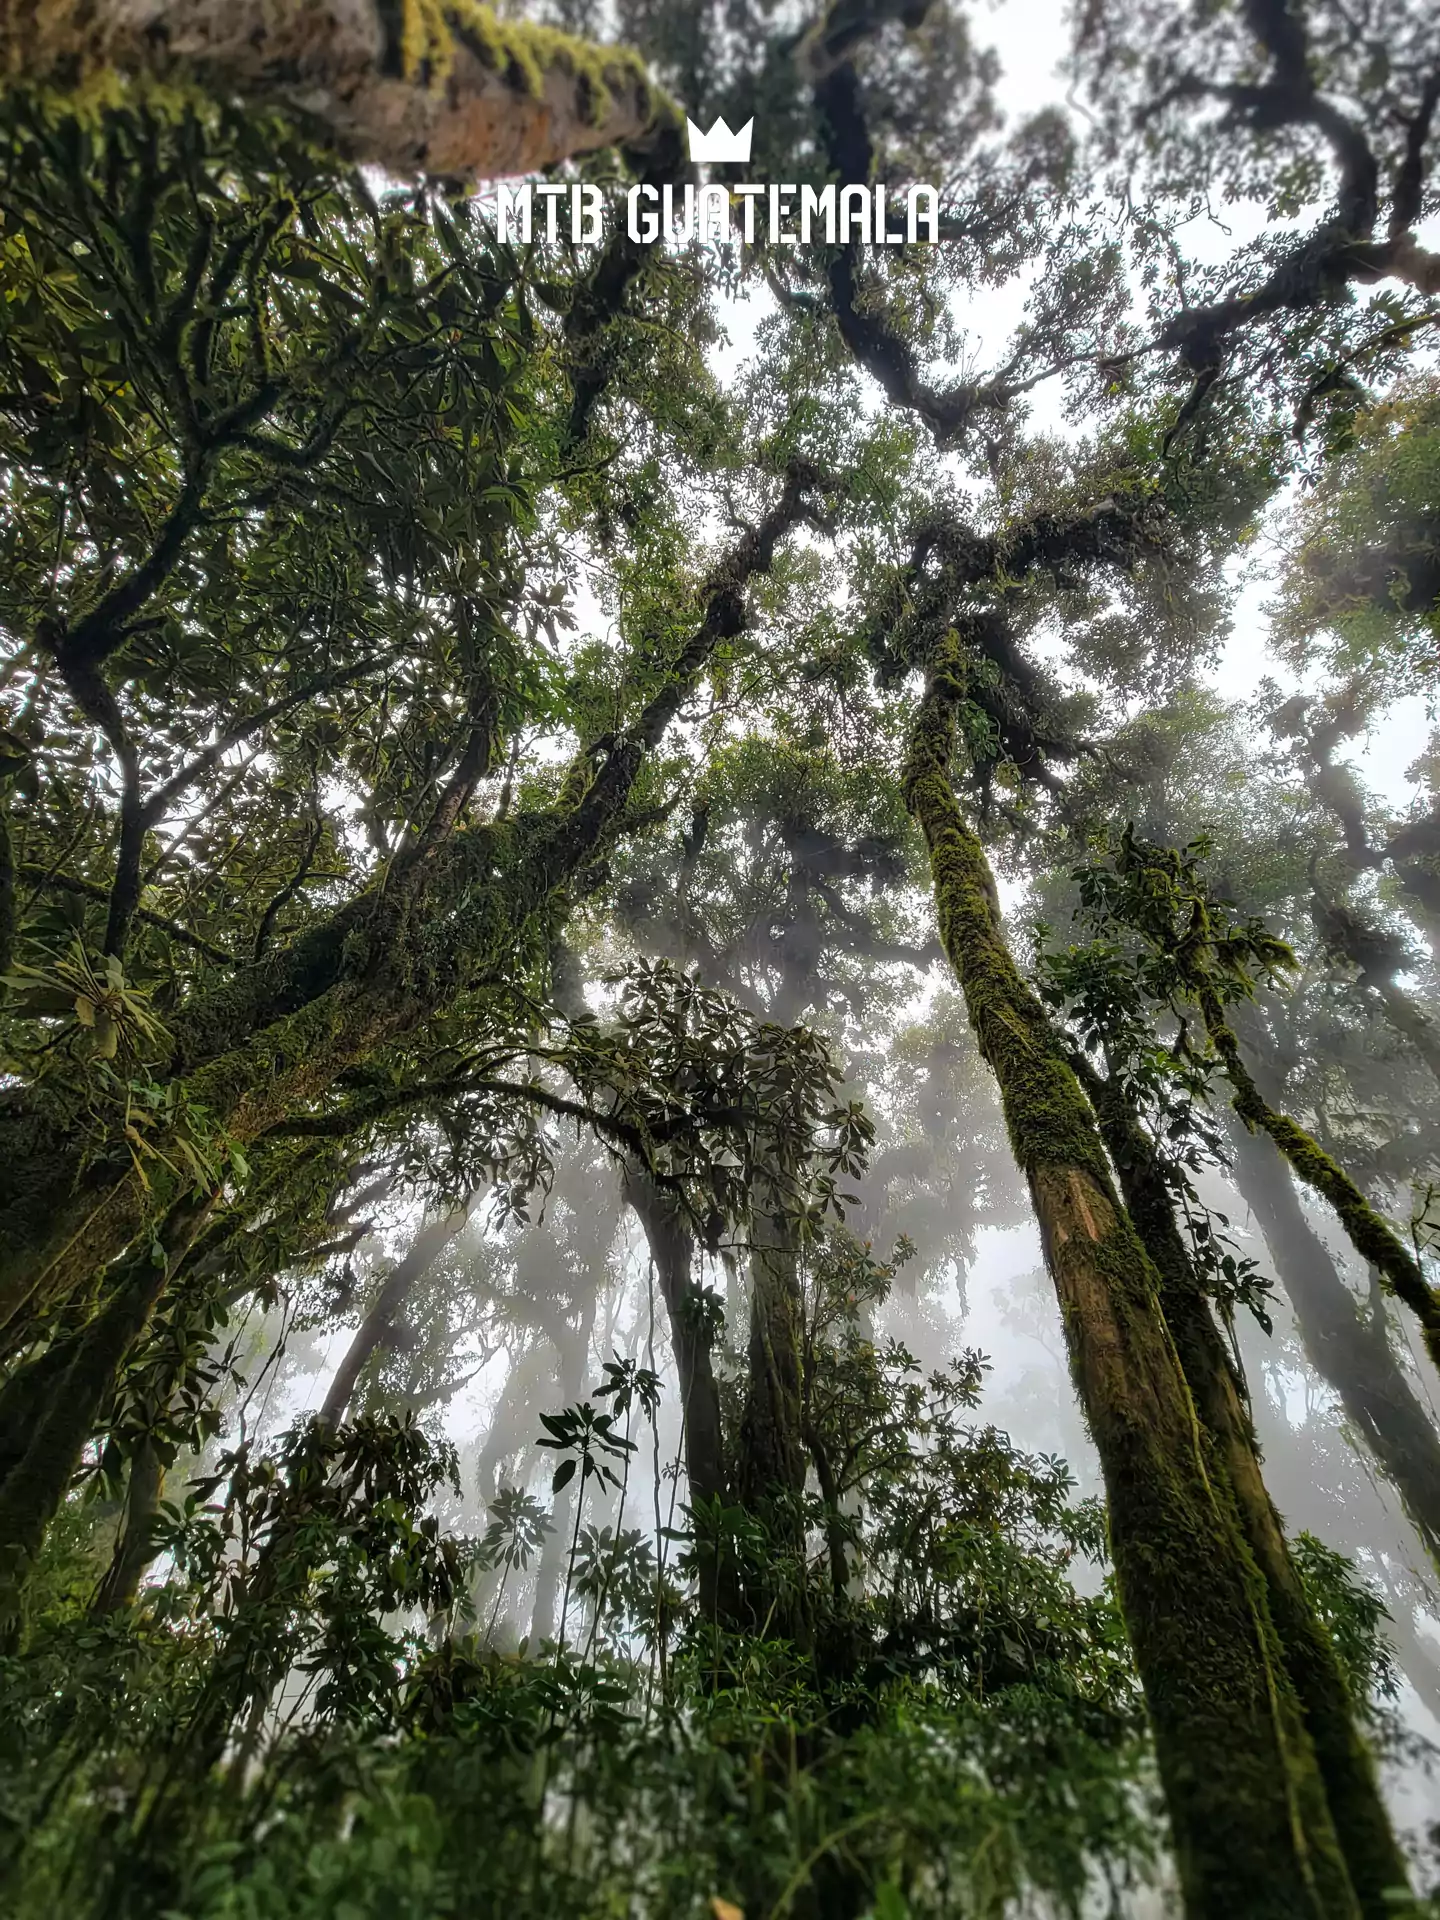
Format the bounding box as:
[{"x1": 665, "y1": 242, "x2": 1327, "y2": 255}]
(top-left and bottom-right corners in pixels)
[
  {"x1": 401, "y1": 0, "x2": 660, "y2": 132},
  {"x1": 1206, "y1": 1000, "x2": 1440, "y2": 1371},
  {"x1": 901, "y1": 681, "x2": 1114, "y2": 1191},
  {"x1": 1091, "y1": 1074, "x2": 1410, "y2": 1916},
  {"x1": 11, "y1": 3, "x2": 671, "y2": 151}
]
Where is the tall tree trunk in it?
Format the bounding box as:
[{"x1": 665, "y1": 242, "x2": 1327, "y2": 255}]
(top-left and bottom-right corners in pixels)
[
  {"x1": 624, "y1": 1167, "x2": 728, "y2": 1616},
  {"x1": 736, "y1": 1201, "x2": 807, "y2": 1510},
  {"x1": 319, "y1": 1190, "x2": 481, "y2": 1426},
  {"x1": 902, "y1": 673, "x2": 1376, "y2": 1920},
  {"x1": 471, "y1": 1341, "x2": 547, "y2": 1641},
  {"x1": 0, "y1": 1191, "x2": 213, "y2": 1642},
  {"x1": 9, "y1": 2, "x2": 673, "y2": 181},
  {"x1": 1227, "y1": 1118, "x2": 1440, "y2": 1573},
  {"x1": 1372, "y1": 977, "x2": 1440, "y2": 1092},
  {"x1": 1085, "y1": 1068, "x2": 1408, "y2": 1915},
  {"x1": 528, "y1": 1290, "x2": 597, "y2": 1647},
  {"x1": 92, "y1": 1438, "x2": 164, "y2": 1615},
  {"x1": 734, "y1": 1184, "x2": 809, "y2": 1641}
]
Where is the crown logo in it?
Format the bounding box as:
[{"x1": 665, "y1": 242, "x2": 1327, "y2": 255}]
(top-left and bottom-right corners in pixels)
[{"x1": 686, "y1": 116, "x2": 754, "y2": 165}]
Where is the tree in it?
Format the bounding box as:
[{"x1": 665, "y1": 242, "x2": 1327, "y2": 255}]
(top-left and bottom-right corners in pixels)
[{"x1": 1, "y1": 0, "x2": 1437, "y2": 1913}]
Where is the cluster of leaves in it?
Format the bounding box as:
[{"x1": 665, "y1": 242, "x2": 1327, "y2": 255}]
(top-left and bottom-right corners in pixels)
[
  {"x1": 1036, "y1": 833, "x2": 1281, "y2": 1332},
  {"x1": 1272, "y1": 373, "x2": 1440, "y2": 696},
  {"x1": 562, "y1": 958, "x2": 876, "y2": 1244}
]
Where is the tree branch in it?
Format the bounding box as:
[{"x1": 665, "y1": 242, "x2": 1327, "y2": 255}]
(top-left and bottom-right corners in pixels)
[
  {"x1": 15, "y1": 2, "x2": 678, "y2": 181},
  {"x1": 18, "y1": 865, "x2": 235, "y2": 965}
]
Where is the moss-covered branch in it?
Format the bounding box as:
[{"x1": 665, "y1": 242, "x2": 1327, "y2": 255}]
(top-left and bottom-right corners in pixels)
[
  {"x1": 6, "y1": 1, "x2": 677, "y2": 180},
  {"x1": 1202, "y1": 990, "x2": 1440, "y2": 1373}
]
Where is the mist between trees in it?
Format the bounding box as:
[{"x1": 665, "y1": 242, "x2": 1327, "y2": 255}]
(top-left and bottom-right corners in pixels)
[{"x1": 0, "y1": 0, "x2": 1438, "y2": 1916}]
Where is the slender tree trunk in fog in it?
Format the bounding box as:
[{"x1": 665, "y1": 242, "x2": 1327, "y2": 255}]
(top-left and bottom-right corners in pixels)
[
  {"x1": 471, "y1": 1344, "x2": 550, "y2": 1641},
  {"x1": 1373, "y1": 978, "x2": 1440, "y2": 1091},
  {"x1": 902, "y1": 672, "x2": 1384, "y2": 1919},
  {"x1": 624, "y1": 1167, "x2": 728, "y2": 1616},
  {"x1": 92, "y1": 1439, "x2": 165, "y2": 1615},
  {"x1": 1204, "y1": 994, "x2": 1440, "y2": 1370},
  {"x1": 1227, "y1": 1118, "x2": 1440, "y2": 1574},
  {"x1": 319, "y1": 1191, "x2": 481, "y2": 1426},
  {"x1": 529, "y1": 1290, "x2": 597, "y2": 1647},
  {"x1": 1086, "y1": 1069, "x2": 1408, "y2": 1914}
]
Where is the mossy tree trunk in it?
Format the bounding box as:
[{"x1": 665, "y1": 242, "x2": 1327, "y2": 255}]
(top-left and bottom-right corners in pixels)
[
  {"x1": 1201, "y1": 992, "x2": 1440, "y2": 1371},
  {"x1": 8, "y1": 1, "x2": 675, "y2": 181},
  {"x1": 91, "y1": 1438, "x2": 165, "y2": 1615},
  {"x1": 901, "y1": 670, "x2": 1383, "y2": 1919},
  {"x1": 735, "y1": 1183, "x2": 809, "y2": 1639},
  {"x1": 0, "y1": 1191, "x2": 214, "y2": 1642},
  {"x1": 736, "y1": 1204, "x2": 807, "y2": 1511},
  {"x1": 1227, "y1": 1117, "x2": 1440, "y2": 1572},
  {"x1": 1084, "y1": 1067, "x2": 1409, "y2": 1916}
]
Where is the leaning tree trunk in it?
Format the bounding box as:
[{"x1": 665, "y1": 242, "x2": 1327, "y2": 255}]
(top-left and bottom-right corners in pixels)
[
  {"x1": 92, "y1": 1438, "x2": 165, "y2": 1615},
  {"x1": 0, "y1": 1190, "x2": 214, "y2": 1643},
  {"x1": 1227, "y1": 1117, "x2": 1440, "y2": 1574},
  {"x1": 528, "y1": 1287, "x2": 598, "y2": 1648},
  {"x1": 1086, "y1": 1068, "x2": 1408, "y2": 1915},
  {"x1": 0, "y1": 483, "x2": 818, "y2": 1630},
  {"x1": 319, "y1": 1190, "x2": 482, "y2": 1426},
  {"x1": 902, "y1": 671, "x2": 1381, "y2": 1920},
  {"x1": 0, "y1": 481, "x2": 817, "y2": 1341},
  {"x1": 7, "y1": 2, "x2": 675, "y2": 181},
  {"x1": 1202, "y1": 992, "x2": 1440, "y2": 1371}
]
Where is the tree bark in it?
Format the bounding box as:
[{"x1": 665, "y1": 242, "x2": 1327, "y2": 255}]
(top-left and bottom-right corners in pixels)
[
  {"x1": 1227, "y1": 1118, "x2": 1440, "y2": 1575},
  {"x1": 7, "y1": 1, "x2": 675, "y2": 181},
  {"x1": 736, "y1": 1202, "x2": 808, "y2": 1511},
  {"x1": 92, "y1": 1438, "x2": 165, "y2": 1615},
  {"x1": 318, "y1": 1190, "x2": 481, "y2": 1426},
  {"x1": 624, "y1": 1166, "x2": 728, "y2": 1616},
  {"x1": 0, "y1": 1191, "x2": 213, "y2": 1643},
  {"x1": 903, "y1": 671, "x2": 1374, "y2": 1920},
  {"x1": 1085, "y1": 1068, "x2": 1408, "y2": 1916},
  {"x1": 731, "y1": 1182, "x2": 811, "y2": 1643}
]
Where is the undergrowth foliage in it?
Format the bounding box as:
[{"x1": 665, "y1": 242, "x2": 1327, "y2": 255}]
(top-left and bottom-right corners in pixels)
[{"x1": 0, "y1": 1247, "x2": 1175, "y2": 1920}]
